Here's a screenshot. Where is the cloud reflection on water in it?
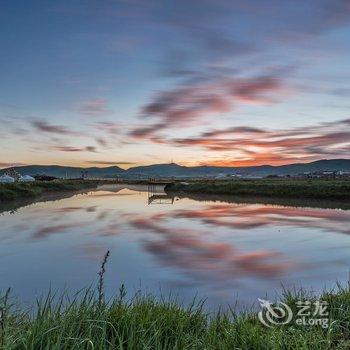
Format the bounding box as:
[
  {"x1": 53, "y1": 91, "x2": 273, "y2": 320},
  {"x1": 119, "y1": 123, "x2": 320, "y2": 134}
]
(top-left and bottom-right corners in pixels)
[
  {"x1": 127, "y1": 201, "x2": 350, "y2": 285},
  {"x1": 170, "y1": 204, "x2": 350, "y2": 235},
  {"x1": 130, "y1": 216, "x2": 294, "y2": 283},
  {"x1": 1, "y1": 188, "x2": 350, "y2": 307}
]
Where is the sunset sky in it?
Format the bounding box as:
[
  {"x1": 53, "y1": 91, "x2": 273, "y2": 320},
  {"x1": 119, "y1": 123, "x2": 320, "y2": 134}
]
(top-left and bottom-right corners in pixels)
[{"x1": 1, "y1": 0, "x2": 350, "y2": 169}]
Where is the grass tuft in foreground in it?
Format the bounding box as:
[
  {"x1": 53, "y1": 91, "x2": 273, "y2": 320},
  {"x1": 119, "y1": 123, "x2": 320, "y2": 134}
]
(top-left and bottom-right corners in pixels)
[{"x1": 0, "y1": 283, "x2": 350, "y2": 349}]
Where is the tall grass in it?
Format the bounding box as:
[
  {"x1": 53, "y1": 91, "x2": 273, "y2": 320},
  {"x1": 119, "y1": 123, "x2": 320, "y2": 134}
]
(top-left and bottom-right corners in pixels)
[
  {"x1": 1, "y1": 285, "x2": 350, "y2": 349},
  {"x1": 1, "y1": 266, "x2": 350, "y2": 349}
]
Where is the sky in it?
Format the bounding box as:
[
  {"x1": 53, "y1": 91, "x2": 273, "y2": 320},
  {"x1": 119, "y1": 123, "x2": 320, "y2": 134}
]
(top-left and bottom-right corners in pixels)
[{"x1": 0, "y1": 0, "x2": 350, "y2": 169}]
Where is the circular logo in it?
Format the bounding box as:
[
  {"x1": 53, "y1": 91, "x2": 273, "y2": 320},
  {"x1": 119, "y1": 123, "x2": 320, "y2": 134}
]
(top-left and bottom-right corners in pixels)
[{"x1": 258, "y1": 298, "x2": 293, "y2": 327}]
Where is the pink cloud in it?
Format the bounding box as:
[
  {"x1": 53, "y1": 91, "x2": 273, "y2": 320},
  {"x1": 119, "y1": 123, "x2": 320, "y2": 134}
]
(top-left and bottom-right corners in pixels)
[
  {"x1": 52, "y1": 146, "x2": 97, "y2": 153},
  {"x1": 171, "y1": 118, "x2": 350, "y2": 166},
  {"x1": 32, "y1": 119, "x2": 80, "y2": 135},
  {"x1": 130, "y1": 75, "x2": 289, "y2": 139},
  {"x1": 0, "y1": 162, "x2": 27, "y2": 169},
  {"x1": 79, "y1": 99, "x2": 112, "y2": 117}
]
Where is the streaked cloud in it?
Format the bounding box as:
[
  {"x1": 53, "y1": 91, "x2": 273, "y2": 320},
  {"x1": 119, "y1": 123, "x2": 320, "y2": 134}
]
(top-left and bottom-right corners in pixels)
[
  {"x1": 79, "y1": 99, "x2": 112, "y2": 117},
  {"x1": 95, "y1": 137, "x2": 108, "y2": 147},
  {"x1": 52, "y1": 146, "x2": 97, "y2": 153},
  {"x1": 130, "y1": 75, "x2": 288, "y2": 139},
  {"x1": 0, "y1": 162, "x2": 27, "y2": 169},
  {"x1": 31, "y1": 119, "x2": 80, "y2": 136},
  {"x1": 171, "y1": 118, "x2": 350, "y2": 166},
  {"x1": 95, "y1": 122, "x2": 120, "y2": 135},
  {"x1": 1, "y1": 0, "x2": 350, "y2": 167}
]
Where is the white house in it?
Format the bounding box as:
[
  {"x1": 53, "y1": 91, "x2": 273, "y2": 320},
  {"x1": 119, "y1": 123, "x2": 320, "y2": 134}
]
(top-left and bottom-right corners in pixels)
[
  {"x1": 19, "y1": 175, "x2": 35, "y2": 182},
  {"x1": 0, "y1": 175, "x2": 15, "y2": 183}
]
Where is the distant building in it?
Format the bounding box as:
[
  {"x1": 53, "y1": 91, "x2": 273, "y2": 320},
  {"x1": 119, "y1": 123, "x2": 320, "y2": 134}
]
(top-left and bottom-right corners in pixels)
[
  {"x1": 244, "y1": 175, "x2": 264, "y2": 179},
  {"x1": 337, "y1": 171, "x2": 350, "y2": 177},
  {"x1": 0, "y1": 175, "x2": 15, "y2": 183},
  {"x1": 230, "y1": 174, "x2": 243, "y2": 179},
  {"x1": 19, "y1": 175, "x2": 35, "y2": 182},
  {"x1": 292, "y1": 170, "x2": 350, "y2": 179}
]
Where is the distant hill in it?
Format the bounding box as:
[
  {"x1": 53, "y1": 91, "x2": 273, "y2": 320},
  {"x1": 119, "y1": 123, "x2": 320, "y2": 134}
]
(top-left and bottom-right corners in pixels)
[
  {"x1": 126, "y1": 159, "x2": 350, "y2": 177},
  {"x1": 252, "y1": 159, "x2": 350, "y2": 176},
  {"x1": 0, "y1": 165, "x2": 125, "y2": 178},
  {"x1": 1, "y1": 159, "x2": 350, "y2": 179}
]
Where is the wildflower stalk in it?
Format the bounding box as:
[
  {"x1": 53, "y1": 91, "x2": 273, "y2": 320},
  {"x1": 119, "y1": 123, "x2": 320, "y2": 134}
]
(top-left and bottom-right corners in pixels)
[{"x1": 97, "y1": 250, "x2": 110, "y2": 306}]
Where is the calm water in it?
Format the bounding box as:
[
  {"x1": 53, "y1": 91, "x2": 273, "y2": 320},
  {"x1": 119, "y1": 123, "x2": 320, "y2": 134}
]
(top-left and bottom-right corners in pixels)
[{"x1": 1, "y1": 184, "x2": 350, "y2": 309}]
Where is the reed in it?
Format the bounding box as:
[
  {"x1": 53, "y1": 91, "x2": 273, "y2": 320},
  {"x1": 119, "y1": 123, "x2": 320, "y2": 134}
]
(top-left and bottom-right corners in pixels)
[
  {"x1": 1, "y1": 253, "x2": 349, "y2": 349},
  {"x1": 97, "y1": 250, "x2": 110, "y2": 306}
]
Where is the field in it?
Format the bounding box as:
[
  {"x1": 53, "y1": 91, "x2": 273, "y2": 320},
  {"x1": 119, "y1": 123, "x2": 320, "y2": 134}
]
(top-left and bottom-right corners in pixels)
[
  {"x1": 0, "y1": 283, "x2": 349, "y2": 349},
  {"x1": 0, "y1": 180, "x2": 106, "y2": 202},
  {"x1": 165, "y1": 179, "x2": 350, "y2": 200}
]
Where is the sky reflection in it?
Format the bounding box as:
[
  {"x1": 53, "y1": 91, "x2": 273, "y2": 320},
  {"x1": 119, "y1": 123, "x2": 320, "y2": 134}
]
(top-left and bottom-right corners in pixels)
[{"x1": 0, "y1": 186, "x2": 349, "y2": 308}]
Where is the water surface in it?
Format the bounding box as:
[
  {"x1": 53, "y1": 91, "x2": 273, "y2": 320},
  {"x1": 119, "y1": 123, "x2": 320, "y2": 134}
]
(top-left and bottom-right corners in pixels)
[{"x1": 1, "y1": 185, "x2": 349, "y2": 309}]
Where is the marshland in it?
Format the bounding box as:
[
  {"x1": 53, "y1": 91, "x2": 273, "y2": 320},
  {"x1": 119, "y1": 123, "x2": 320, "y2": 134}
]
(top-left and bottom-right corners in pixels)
[{"x1": 165, "y1": 179, "x2": 350, "y2": 200}]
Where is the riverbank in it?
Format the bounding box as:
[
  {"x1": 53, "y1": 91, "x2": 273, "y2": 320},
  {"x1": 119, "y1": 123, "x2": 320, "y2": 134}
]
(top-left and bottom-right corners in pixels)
[
  {"x1": 0, "y1": 284, "x2": 349, "y2": 349},
  {"x1": 0, "y1": 180, "x2": 107, "y2": 202},
  {"x1": 165, "y1": 179, "x2": 350, "y2": 200},
  {"x1": 171, "y1": 192, "x2": 350, "y2": 210}
]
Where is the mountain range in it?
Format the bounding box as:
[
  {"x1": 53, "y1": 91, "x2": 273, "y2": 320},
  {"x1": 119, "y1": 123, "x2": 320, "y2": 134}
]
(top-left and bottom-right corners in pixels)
[{"x1": 1, "y1": 159, "x2": 350, "y2": 179}]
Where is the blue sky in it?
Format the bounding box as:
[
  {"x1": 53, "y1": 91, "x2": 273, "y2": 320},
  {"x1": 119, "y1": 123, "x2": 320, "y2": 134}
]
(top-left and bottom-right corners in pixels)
[{"x1": 0, "y1": 0, "x2": 349, "y2": 168}]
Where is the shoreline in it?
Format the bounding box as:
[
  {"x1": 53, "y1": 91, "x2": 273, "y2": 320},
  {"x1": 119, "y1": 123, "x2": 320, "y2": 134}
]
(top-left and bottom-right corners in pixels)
[
  {"x1": 165, "y1": 179, "x2": 350, "y2": 201},
  {"x1": 0, "y1": 178, "x2": 168, "y2": 203},
  {"x1": 170, "y1": 192, "x2": 350, "y2": 210},
  {"x1": 2, "y1": 180, "x2": 350, "y2": 212},
  {"x1": 0, "y1": 180, "x2": 108, "y2": 202}
]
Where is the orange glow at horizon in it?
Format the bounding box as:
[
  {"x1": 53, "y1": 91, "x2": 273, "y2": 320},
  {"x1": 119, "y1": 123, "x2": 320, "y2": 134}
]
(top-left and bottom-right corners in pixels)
[{"x1": 195, "y1": 155, "x2": 317, "y2": 168}]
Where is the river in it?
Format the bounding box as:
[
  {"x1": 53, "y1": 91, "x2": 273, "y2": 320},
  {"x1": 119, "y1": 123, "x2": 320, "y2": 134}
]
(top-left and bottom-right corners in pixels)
[{"x1": 1, "y1": 184, "x2": 349, "y2": 310}]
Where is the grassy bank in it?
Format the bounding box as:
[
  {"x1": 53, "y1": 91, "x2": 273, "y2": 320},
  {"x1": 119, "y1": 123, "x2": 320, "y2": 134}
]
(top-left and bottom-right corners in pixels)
[
  {"x1": 0, "y1": 180, "x2": 106, "y2": 202},
  {"x1": 0, "y1": 284, "x2": 349, "y2": 349},
  {"x1": 165, "y1": 179, "x2": 350, "y2": 200},
  {"x1": 171, "y1": 192, "x2": 350, "y2": 210}
]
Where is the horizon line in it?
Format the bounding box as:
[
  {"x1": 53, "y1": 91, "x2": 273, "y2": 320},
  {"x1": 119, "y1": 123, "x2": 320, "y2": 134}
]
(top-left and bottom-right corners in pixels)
[{"x1": 1, "y1": 158, "x2": 350, "y2": 171}]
